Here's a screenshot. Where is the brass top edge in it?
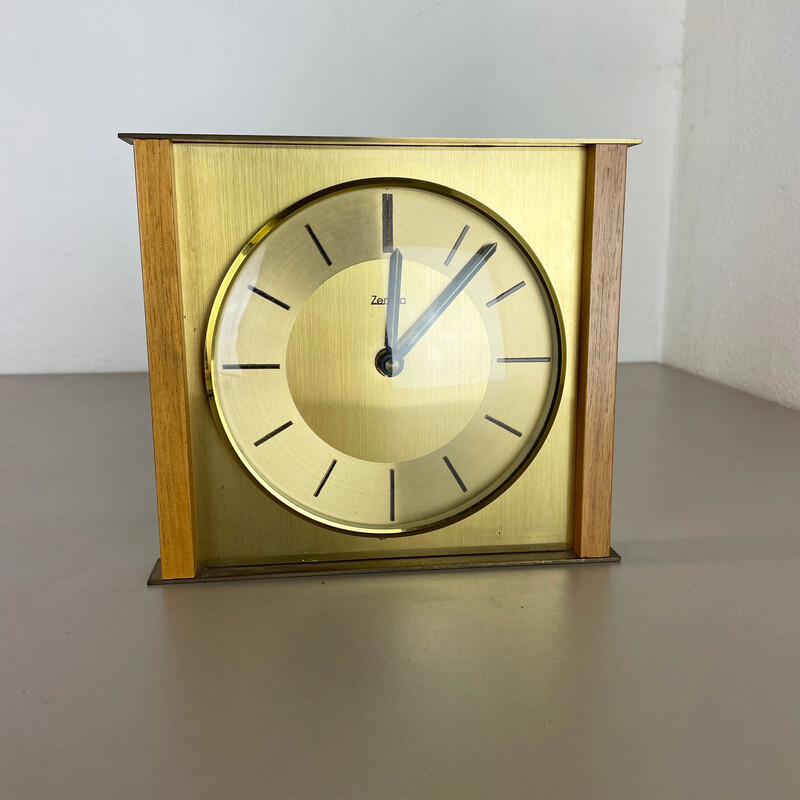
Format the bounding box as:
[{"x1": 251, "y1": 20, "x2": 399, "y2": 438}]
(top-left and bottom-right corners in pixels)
[{"x1": 118, "y1": 133, "x2": 642, "y2": 147}]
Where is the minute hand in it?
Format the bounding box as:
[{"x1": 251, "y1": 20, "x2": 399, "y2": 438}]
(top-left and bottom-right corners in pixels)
[{"x1": 394, "y1": 242, "x2": 497, "y2": 359}]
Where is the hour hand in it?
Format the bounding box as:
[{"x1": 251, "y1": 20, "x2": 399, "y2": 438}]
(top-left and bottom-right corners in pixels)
[
  {"x1": 394, "y1": 242, "x2": 496, "y2": 359},
  {"x1": 385, "y1": 248, "x2": 403, "y2": 352}
]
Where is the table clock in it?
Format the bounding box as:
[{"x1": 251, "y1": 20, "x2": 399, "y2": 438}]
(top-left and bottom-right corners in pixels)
[{"x1": 120, "y1": 134, "x2": 638, "y2": 582}]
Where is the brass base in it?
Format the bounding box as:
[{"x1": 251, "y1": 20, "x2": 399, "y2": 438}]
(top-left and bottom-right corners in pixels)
[{"x1": 147, "y1": 547, "x2": 621, "y2": 585}]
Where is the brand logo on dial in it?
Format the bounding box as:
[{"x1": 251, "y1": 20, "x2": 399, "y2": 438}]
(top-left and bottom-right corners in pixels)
[{"x1": 371, "y1": 295, "x2": 407, "y2": 306}]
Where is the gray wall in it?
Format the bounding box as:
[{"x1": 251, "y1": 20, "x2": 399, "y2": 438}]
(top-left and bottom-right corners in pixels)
[{"x1": 664, "y1": 0, "x2": 800, "y2": 409}]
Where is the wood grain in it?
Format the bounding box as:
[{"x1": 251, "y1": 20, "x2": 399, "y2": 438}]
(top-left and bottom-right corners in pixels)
[
  {"x1": 133, "y1": 139, "x2": 198, "y2": 579},
  {"x1": 573, "y1": 144, "x2": 628, "y2": 557}
]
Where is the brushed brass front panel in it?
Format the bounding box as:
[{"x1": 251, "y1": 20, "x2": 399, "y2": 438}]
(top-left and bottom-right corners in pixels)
[{"x1": 172, "y1": 143, "x2": 586, "y2": 566}]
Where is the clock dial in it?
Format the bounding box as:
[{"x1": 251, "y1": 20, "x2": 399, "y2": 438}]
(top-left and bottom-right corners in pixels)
[{"x1": 206, "y1": 178, "x2": 565, "y2": 536}]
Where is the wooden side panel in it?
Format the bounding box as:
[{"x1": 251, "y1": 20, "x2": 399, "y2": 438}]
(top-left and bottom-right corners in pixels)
[
  {"x1": 133, "y1": 139, "x2": 197, "y2": 579},
  {"x1": 573, "y1": 144, "x2": 628, "y2": 557}
]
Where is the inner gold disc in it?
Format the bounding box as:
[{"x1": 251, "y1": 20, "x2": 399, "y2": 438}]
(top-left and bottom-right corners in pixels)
[{"x1": 286, "y1": 259, "x2": 491, "y2": 462}]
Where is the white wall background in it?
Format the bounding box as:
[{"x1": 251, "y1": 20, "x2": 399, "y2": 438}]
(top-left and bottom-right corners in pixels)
[
  {"x1": 1, "y1": 0, "x2": 684, "y2": 373},
  {"x1": 664, "y1": 0, "x2": 800, "y2": 409}
]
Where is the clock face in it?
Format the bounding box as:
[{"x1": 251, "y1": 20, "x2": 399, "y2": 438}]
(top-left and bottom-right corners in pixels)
[{"x1": 205, "y1": 178, "x2": 564, "y2": 536}]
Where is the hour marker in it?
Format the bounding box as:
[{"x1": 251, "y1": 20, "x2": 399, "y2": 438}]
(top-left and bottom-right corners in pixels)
[
  {"x1": 305, "y1": 224, "x2": 332, "y2": 266},
  {"x1": 444, "y1": 224, "x2": 470, "y2": 266},
  {"x1": 382, "y1": 193, "x2": 393, "y2": 253},
  {"x1": 247, "y1": 284, "x2": 290, "y2": 310},
  {"x1": 442, "y1": 455, "x2": 467, "y2": 493},
  {"x1": 389, "y1": 468, "x2": 396, "y2": 522},
  {"x1": 497, "y1": 357, "x2": 550, "y2": 363},
  {"x1": 484, "y1": 414, "x2": 522, "y2": 437},
  {"x1": 222, "y1": 363, "x2": 281, "y2": 369},
  {"x1": 254, "y1": 421, "x2": 293, "y2": 446},
  {"x1": 486, "y1": 281, "x2": 526, "y2": 308},
  {"x1": 313, "y1": 459, "x2": 337, "y2": 497}
]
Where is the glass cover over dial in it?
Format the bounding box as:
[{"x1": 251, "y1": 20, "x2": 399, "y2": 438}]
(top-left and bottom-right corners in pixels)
[{"x1": 206, "y1": 178, "x2": 565, "y2": 536}]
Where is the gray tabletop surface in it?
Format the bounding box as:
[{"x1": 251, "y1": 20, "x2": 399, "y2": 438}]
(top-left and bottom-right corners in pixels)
[{"x1": 1, "y1": 364, "x2": 798, "y2": 799}]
